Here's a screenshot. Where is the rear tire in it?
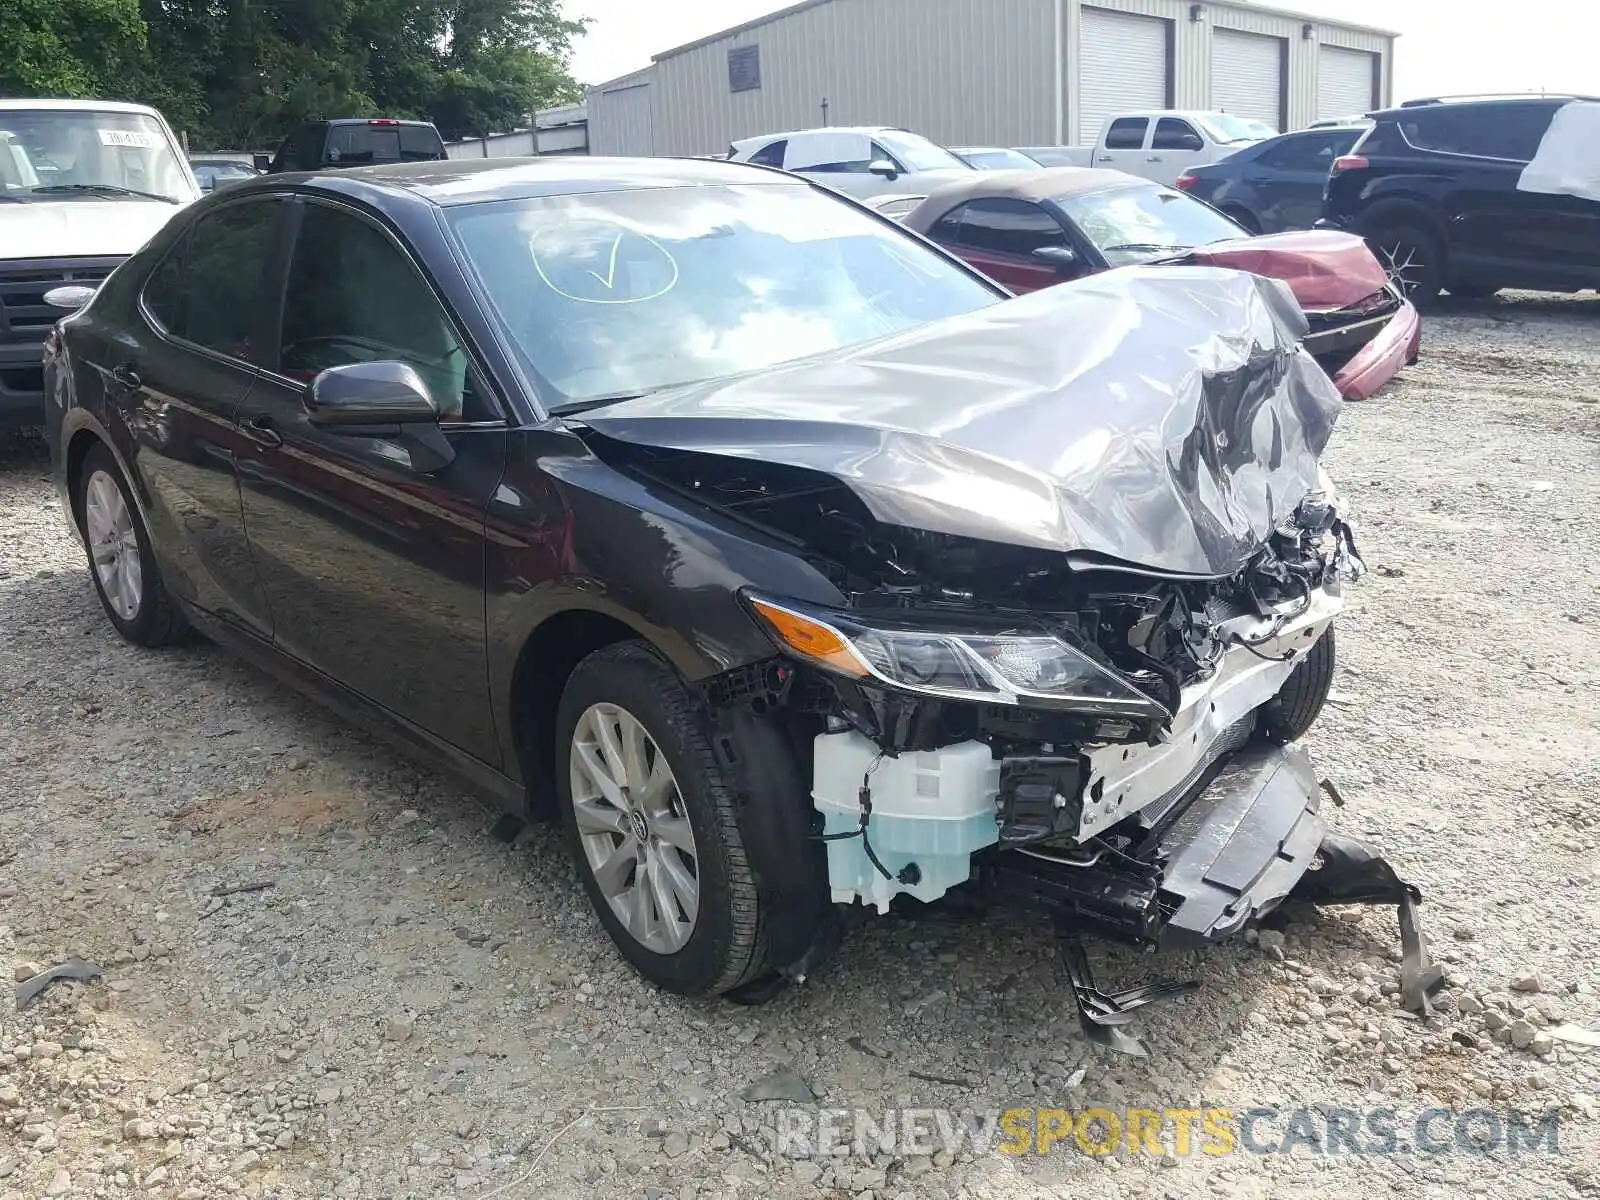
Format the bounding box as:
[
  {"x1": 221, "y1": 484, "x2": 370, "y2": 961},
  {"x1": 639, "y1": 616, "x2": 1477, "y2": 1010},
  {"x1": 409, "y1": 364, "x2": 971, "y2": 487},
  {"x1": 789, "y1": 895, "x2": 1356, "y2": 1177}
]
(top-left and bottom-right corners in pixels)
[
  {"x1": 75, "y1": 444, "x2": 188, "y2": 647},
  {"x1": 1362, "y1": 213, "x2": 1445, "y2": 307},
  {"x1": 1260, "y1": 626, "x2": 1336, "y2": 743},
  {"x1": 1222, "y1": 205, "x2": 1261, "y2": 235},
  {"x1": 555, "y1": 641, "x2": 791, "y2": 996}
]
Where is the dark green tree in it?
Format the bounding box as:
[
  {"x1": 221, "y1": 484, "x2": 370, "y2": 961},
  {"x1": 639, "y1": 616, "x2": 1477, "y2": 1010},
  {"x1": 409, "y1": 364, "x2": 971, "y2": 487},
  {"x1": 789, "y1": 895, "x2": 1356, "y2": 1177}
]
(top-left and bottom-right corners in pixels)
[{"x1": 2, "y1": 0, "x2": 587, "y2": 149}]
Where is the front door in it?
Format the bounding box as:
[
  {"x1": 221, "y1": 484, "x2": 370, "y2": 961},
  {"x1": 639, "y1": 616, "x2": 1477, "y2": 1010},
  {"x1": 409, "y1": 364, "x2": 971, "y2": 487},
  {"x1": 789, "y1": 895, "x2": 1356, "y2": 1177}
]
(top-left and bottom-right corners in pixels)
[
  {"x1": 116, "y1": 196, "x2": 289, "y2": 636},
  {"x1": 1146, "y1": 117, "x2": 1209, "y2": 187},
  {"x1": 233, "y1": 196, "x2": 507, "y2": 764},
  {"x1": 1249, "y1": 130, "x2": 1358, "y2": 232}
]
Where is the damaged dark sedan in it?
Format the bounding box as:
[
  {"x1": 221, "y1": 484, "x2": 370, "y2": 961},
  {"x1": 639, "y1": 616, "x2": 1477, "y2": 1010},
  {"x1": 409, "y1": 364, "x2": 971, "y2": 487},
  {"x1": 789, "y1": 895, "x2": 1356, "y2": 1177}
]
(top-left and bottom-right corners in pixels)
[{"x1": 43, "y1": 157, "x2": 1440, "y2": 1051}]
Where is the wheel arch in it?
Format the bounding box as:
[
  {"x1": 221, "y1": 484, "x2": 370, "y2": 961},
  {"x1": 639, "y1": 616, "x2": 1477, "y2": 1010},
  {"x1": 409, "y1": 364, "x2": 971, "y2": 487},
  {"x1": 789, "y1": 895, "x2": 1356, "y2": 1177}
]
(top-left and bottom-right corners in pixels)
[{"x1": 507, "y1": 606, "x2": 659, "y2": 820}]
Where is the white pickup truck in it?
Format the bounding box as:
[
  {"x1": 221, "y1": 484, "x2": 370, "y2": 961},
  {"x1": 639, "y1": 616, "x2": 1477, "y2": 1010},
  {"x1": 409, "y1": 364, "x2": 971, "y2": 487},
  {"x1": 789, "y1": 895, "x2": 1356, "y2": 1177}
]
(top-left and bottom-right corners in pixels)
[
  {"x1": 1020, "y1": 110, "x2": 1275, "y2": 186},
  {"x1": 0, "y1": 99, "x2": 198, "y2": 428}
]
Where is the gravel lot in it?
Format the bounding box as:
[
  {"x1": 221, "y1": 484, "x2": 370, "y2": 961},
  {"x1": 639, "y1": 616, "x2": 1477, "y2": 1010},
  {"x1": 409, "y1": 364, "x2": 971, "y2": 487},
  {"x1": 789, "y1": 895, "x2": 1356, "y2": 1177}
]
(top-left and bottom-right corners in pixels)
[{"x1": 3, "y1": 293, "x2": 1599, "y2": 1200}]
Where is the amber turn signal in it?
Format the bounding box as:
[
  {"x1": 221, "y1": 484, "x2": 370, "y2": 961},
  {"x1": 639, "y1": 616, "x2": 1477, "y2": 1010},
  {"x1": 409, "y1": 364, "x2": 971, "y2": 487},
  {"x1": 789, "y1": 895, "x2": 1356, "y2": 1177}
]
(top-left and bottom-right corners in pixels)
[{"x1": 748, "y1": 598, "x2": 870, "y2": 678}]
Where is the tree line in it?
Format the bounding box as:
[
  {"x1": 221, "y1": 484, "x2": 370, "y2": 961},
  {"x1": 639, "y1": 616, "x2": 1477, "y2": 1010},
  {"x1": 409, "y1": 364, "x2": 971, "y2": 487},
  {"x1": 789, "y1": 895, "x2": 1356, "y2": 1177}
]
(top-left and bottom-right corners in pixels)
[{"x1": 5, "y1": 0, "x2": 587, "y2": 149}]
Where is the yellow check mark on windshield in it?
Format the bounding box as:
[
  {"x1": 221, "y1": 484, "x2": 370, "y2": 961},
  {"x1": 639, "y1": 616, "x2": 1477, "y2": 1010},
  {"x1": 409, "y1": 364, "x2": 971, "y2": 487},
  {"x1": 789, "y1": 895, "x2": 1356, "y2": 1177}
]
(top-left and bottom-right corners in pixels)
[{"x1": 587, "y1": 234, "x2": 623, "y2": 289}]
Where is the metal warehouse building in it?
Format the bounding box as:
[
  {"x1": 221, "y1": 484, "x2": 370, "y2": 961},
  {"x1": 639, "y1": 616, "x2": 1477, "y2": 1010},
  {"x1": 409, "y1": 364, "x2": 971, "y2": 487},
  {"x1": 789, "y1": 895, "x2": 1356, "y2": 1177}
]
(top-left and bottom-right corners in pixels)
[{"x1": 586, "y1": 0, "x2": 1395, "y2": 156}]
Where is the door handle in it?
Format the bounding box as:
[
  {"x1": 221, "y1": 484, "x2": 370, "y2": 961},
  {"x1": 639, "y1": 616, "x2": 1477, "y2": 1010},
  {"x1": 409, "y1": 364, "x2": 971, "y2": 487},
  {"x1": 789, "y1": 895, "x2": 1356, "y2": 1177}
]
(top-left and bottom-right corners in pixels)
[
  {"x1": 1146, "y1": 155, "x2": 1163, "y2": 162},
  {"x1": 108, "y1": 363, "x2": 142, "y2": 393},
  {"x1": 1096, "y1": 155, "x2": 1113, "y2": 162},
  {"x1": 243, "y1": 413, "x2": 283, "y2": 449}
]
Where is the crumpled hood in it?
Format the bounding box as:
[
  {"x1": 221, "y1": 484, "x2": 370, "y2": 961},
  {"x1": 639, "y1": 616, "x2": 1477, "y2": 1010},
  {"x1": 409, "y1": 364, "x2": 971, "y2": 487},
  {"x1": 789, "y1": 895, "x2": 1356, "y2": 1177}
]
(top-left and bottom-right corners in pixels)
[
  {"x1": 1175, "y1": 230, "x2": 1391, "y2": 310},
  {"x1": 0, "y1": 200, "x2": 185, "y2": 261},
  {"x1": 578, "y1": 266, "x2": 1344, "y2": 578}
]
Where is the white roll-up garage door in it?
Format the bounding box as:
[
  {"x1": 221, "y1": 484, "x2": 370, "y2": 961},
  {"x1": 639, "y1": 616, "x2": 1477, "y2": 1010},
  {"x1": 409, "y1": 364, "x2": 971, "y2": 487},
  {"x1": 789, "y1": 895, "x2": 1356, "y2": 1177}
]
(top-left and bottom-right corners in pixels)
[
  {"x1": 1079, "y1": 8, "x2": 1170, "y2": 143},
  {"x1": 1317, "y1": 46, "x2": 1377, "y2": 122},
  {"x1": 1212, "y1": 29, "x2": 1284, "y2": 131}
]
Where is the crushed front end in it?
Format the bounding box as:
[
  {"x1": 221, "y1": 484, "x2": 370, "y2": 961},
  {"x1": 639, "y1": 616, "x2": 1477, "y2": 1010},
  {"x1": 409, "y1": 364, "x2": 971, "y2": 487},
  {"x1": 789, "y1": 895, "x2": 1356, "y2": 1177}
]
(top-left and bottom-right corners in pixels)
[{"x1": 579, "y1": 266, "x2": 1442, "y2": 1048}]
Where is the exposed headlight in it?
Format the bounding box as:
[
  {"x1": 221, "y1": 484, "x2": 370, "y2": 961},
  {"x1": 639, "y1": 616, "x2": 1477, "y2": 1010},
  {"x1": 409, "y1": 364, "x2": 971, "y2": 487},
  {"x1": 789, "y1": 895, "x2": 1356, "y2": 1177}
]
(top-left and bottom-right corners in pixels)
[{"x1": 746, "y1": 594, "x2": 1164, "y2": 717}]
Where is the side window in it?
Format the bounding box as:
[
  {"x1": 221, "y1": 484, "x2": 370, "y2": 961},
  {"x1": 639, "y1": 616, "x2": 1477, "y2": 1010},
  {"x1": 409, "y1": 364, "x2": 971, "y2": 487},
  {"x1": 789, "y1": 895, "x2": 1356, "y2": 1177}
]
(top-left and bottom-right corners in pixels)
[
  {"x1": 1105, "y1": 118, "x2": 1149, "y2": 150},
  {"x1": 1152, "y1": 118, "x2": 1202, "y2": 151},
  {"x1": 748, "y1": 139, "x2": 788, "y2": 168},
  {"x1": 1476, "y1": 104, "x2": 1557, "y2": 161},
  {"x1": 926, "y1": 205, "x2": 966, "y2": 243},
  {"x1": 1401, "y1": 105, "x2": 1553, "y2": 161},
  {"x1": 154, "y1": 200, "x2": 281, "y2": 363},
  {"x1": 869, "y1": 142, "x2": 903, "y2": 170},
  {"x1": 278, "y1": 202, "x2": 487, "y2": 422},
  {"x1": 804, "y1": 158, "x2": 871, "y2": 174},
  {"x1": 951, "y1": 198, "x2": 1068, "y2": 257},
  {"x1": 142, "y1": 233, "x2": 189, "y2": 331},
  {"x1": 1258, "y1": 131, "x2": 1351, "y2": 170}
]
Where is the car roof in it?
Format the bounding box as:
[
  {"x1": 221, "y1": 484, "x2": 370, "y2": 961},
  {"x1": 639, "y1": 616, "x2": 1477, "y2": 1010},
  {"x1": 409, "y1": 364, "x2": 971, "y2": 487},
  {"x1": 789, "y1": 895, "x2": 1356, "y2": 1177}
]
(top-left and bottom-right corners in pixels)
[
  {"x1": 0, "y1": 98, "x2": 165, "y2": 116},
  {"x1": 912, "y1": 166, "x2": 1149, "y2": 212},
  {"x1": 319, "y1": 117, "x2": 439, "y2": 127},
  {"x1": 293, "y1": 156, "x2": 795, "y2": 206},
  {"x1": 1371, "y1": 95, "x2": 1592, "y2": 119},
  {"x1": 732, "y1": 126, "x2": 902, "y2": 147}
]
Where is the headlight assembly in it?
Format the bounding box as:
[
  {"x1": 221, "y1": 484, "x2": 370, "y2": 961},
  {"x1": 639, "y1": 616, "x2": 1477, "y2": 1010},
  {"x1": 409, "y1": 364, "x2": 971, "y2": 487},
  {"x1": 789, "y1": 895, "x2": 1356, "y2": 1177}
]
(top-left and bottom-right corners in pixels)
[{"x1": 746, "y1": 594, "x2": 1164, "y2": 717}]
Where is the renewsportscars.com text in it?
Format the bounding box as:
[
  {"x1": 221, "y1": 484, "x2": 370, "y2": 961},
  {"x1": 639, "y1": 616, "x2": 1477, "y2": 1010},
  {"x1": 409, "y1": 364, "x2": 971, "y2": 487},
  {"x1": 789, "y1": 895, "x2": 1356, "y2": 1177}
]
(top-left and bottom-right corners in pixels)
[{"x1": 773, "y1": 1106, "x2": 1563, "y2": 1160}]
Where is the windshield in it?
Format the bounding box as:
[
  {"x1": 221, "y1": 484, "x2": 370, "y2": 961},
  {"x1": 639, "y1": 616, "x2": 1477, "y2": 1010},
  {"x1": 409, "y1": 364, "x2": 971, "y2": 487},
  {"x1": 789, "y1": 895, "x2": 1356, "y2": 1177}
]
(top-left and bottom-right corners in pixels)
[
  {"x1": 959, "y1": 148, "x2": 1042, "y2": 171},
  {"x1": 448, "y1": 183, "x2": 1001, "y2": 408},
  {"x1": 876, "y1": 130, "x2": 970, "y2": 172},
  {"x1": 1056, "y1": 184, "x2": 1246, "y2": 266},
  {"x1": 0, "y1": 109, "x2": 195, "y2": 202},
  {"x1": 1196, "y1": 113, "x2": 1278, "y2": 144}
]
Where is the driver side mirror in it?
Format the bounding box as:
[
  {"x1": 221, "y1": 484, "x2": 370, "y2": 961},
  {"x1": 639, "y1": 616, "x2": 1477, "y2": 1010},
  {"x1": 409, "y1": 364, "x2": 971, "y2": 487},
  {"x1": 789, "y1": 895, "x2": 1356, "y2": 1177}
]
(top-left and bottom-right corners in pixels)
[
  {"x1": 43, "y1": 285, "x2": 97, "y2": 311},
  {"x1": 1177, "y1": 133, "x2": 1204, "y2": 151},
  {"x1": 253, "y1": 153, "x2": 272, "y2": 172},
  {"x1": 306, "y1": 361, "x2": 438, "y2": 427},
  {"x1": 868, "y1": 159, "x2": 900, "y2": 180},
  {"x1": 1031, "y1": 245, "x2": 1081, "y2": 275}
]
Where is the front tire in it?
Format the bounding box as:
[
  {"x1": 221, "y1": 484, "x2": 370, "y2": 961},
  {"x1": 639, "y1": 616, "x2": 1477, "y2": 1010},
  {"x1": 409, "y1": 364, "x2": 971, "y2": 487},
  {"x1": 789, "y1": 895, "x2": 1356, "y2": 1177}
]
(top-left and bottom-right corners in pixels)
[
  {"x1": 1260, "y1": 625, "x2": 1336, "y2": 742},
  {"x1": 555, "y1": 641, "x2": 776, "y2": 995},
  {"x1": 75, "y1": 444, "x2": 187, "y2": 647}
]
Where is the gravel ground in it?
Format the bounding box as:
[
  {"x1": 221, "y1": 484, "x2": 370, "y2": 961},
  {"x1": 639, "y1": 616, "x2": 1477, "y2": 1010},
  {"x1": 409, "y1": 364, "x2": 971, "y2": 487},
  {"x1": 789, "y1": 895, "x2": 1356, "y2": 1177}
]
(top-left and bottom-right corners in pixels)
[{"x1": 3, "y1": 292, "x2": 1599, "y2": 1200}]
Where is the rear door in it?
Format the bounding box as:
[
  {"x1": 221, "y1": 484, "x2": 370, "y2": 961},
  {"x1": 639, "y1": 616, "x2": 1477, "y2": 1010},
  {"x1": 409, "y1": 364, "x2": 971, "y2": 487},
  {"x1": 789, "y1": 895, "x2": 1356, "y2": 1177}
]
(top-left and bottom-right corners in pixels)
[
  {"x1": 114, "y1": 197, "x2": 289, "y2": 635},
  {"x1": 1094, "y1": 117, "x2": 1150, "y2": 173},
  {"x1": 233, "y1": 196, "x2": 507, "y2": 763},
  {"x1": 1251, "y1": 129, "x2": 1361, "y2": 231},
  {"x1": 927, "y1": 198, "x2": 1078, "y2": 293}
]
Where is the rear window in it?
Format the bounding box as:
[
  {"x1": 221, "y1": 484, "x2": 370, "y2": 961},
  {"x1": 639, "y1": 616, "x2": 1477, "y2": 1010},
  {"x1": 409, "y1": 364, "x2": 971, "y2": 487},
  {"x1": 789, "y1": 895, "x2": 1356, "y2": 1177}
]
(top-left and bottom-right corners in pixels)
[
  {"x1": 1105, "y1": 118, "x2": 1149, "y2": 150},
  {"x1": 325, "y1": 123, "x2": 443, "y2": 165},
  {"x1": 1397, "y1": 103, "x2": 1558, "y2": 162}
]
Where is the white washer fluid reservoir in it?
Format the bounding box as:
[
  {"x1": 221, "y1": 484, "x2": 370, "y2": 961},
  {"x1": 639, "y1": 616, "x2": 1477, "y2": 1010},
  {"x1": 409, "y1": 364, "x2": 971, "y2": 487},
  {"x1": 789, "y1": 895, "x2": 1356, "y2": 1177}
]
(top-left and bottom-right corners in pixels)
[{"x1": 811, "y1": 730, "x2": 1001, "y2": 913}]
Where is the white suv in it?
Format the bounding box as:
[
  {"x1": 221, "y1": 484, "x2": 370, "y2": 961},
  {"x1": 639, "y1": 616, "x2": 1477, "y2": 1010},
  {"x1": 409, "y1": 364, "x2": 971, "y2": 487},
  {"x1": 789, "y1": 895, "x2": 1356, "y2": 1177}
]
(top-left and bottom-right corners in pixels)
[
  {"x1": 728, "y1": 126, "x2": 974, "y2": 199},
  {"x1": 1, "y1": 99, "x2": 198, "y2": 427}
]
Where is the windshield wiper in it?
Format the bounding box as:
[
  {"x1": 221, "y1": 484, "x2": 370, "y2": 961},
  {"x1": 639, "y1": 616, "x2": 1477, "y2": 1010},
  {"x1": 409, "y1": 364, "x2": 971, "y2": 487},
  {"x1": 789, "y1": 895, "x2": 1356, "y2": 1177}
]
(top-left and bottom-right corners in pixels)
[
  {"x1": 30, "y1": 184, "x2": 180, "y2": 204},
  {"x1": 1100, "y1": 243, "x2": 1191, "y2": 254},
  {"x1": 549, "y1": 390, "x2": 654, "y2": 416}
]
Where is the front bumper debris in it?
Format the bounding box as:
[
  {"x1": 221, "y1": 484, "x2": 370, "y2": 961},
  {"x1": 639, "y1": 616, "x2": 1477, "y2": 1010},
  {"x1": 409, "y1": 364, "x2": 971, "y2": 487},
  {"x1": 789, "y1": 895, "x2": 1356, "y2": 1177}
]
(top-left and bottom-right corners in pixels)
[{"x1": 991, "y1": 741, "x2": 1443, "y2": 1054}]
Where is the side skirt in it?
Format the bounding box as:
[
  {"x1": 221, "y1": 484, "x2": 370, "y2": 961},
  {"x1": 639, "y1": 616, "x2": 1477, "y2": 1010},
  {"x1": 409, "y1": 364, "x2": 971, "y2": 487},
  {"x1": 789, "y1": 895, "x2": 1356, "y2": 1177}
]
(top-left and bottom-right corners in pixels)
[{"x1": 183, "y1": 604, "x2": 528, "y2": 816}]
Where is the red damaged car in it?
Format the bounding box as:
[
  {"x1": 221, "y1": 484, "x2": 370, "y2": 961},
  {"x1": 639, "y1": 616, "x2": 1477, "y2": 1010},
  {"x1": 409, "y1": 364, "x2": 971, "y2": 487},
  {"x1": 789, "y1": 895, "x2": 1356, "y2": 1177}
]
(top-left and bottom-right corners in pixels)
[{"x1": 901, "y1": 168, "x2": 1420, "y2": 400}]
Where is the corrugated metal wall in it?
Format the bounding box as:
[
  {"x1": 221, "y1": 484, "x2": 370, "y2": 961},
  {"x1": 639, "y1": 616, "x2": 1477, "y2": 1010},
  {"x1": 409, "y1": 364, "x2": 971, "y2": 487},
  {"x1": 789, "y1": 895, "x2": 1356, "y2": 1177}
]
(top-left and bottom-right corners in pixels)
[
  {"x1": 587, "y1": 67, "x2": 658, "y2": 156},
  {"x1": 1067, "y1": 0, "x2": 1390, "y2": 135},
  {"x1": 649, "y1": 0, "x2": 1058, "y2": 156},
  {"x1": 638, "y1": 0, "x2": 1391, "y2": 158}
]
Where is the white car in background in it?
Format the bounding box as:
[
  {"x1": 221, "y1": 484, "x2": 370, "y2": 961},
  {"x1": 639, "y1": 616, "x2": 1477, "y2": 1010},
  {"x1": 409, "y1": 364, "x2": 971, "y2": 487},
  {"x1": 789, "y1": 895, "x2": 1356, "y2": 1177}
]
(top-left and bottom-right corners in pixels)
[
  {"x1": 728, "y1": 126, "x2": 975, "y2": 199},
  {"x1": 0, "y1": 99, "x2": 199, "y2": 428}
]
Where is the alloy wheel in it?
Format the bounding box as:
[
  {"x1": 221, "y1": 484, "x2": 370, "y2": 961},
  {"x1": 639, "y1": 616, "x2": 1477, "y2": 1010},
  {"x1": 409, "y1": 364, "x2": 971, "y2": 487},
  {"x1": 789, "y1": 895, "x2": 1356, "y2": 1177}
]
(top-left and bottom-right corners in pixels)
[
  {"x1": 83, "y1": 469, "x2": 143, "y2": 621},
  {"x1": 1379, "y1": 239, "x2": 1429, "y2": 299},
  {"x1": 569, "y1": 702, "x2": 700, "y2": 954}
]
